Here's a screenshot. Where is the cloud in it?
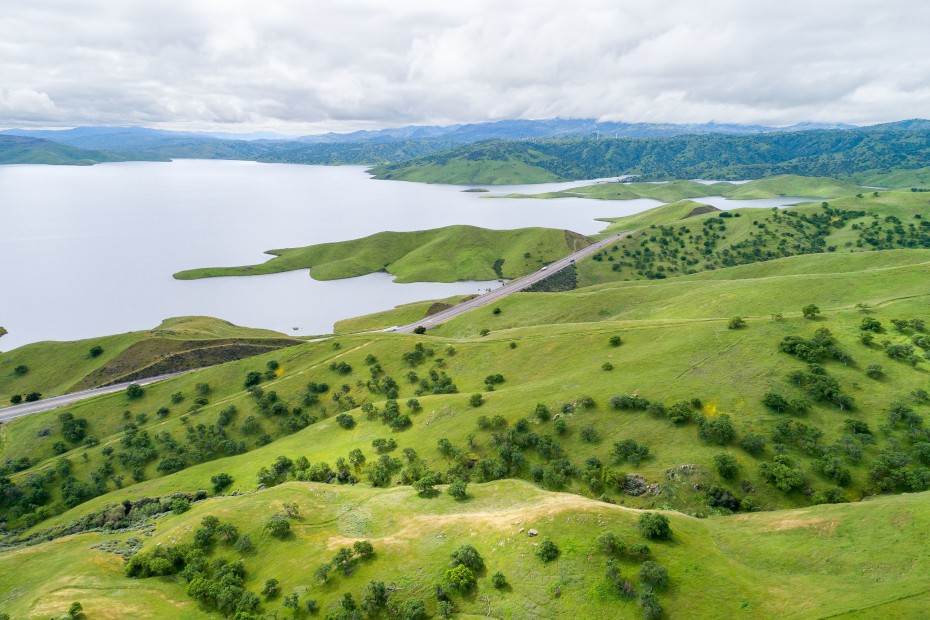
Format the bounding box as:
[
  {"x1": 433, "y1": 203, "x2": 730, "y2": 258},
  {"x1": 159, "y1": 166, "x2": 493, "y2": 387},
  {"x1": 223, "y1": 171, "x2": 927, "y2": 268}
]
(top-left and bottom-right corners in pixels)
[{"x1": 1, "y1": 0, "x2": 928, "y2": 132}]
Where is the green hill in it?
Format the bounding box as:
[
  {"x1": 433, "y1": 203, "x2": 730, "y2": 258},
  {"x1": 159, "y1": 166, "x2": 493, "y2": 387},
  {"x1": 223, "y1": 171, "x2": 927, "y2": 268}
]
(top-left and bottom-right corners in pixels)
[
  {"x1": 368, "y1": 128, "x2": 930, "y2": 185},
  {"x1": 505, "y1": 175, "x2": 864, "y2": 202},
  {"x1": 0, "y1": 135, "x2": 128, "y2": 165},
  {"x1": 174, "y1": 226, "x2": 592, "y2": 283},
  {"x1": 2, "y1": 480, "x2": 929, "y2": 619},
  {"x1": 0, "y1": 317, "x2": 299, "y2": 404},
  {"x1": 2, "y1": 198, "x2": 930, "y2": 618}
]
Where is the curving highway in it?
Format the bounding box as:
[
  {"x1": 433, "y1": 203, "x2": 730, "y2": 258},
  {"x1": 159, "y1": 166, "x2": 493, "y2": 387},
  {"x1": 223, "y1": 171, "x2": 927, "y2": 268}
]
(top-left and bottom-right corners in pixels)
[{"x1": 395, "y1": 230, "x2": 633, "y2": 333}]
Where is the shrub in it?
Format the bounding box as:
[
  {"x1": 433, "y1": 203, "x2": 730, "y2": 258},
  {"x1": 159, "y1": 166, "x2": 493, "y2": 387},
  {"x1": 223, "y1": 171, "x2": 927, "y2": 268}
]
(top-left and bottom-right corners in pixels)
[
  {"x1": 448, "y1": 479, "x2": 468, "y2": 500},
  {"x1": 727, "y1": 316, "x2": 746, "y2": 329},
  {"x1": 125, "y1": 384, "x2": 144, "y2": 399},
  {"x1": 596, "y1": 532, "x2": 624, "y2": 555},
  {"x1": 335, "y1": 413, "x2": 355, "y2": 429},
  {"x1": 13, "y1": 364, "x2": 28, "y2": 376},
  {"x1": 444, "y1": 565, "x2": 476, "y2": 592},
  {"x1": 639, "y1": 561, "x2": 669, "y2": 592},
  {"x1": 865, "y1": 364, "x2": 883, "y2": 379},
  {"x1": 602, "y1": 362, "x2": 614, "y2": 371},
  {"x1": 698, "y1": 414, "x2": 736, "y2": 445},
  {"x1": 265, "y1": 514, "x2": 291, "y2": 539},
  {"x1": 234, "y1": 534, "x2": 254, "y2": 554},
  {"x1": 740, "y1": 433, "x2": 766, "y2": 456},
  {"x1": 535, "y1": 538, "x2": 559, "y2": 562},
  {"x1": 802, "y1": 304, "x2": 820, "y2": 319},
  {"x1": 491, "y1": 571, "x2": 507, "y2": 588},
  {"x1": 469, "y1": 394, "x2": 484, "y2": 407},
  {"x1": 609, "y1": 335, "x2": 623, "y2": 347},
  {"x1": 714, "y1": 453, "x2": 739, "y2": 480},
  {"x1": 638, "y1": 512, "x2": 672, "y2": 540},
  {"x1": 450, "y1": 544, "x2": 484, "y2": 571},
  {"x1": 262, "y1": 578, "x2": 280, "y2": 599},
  {"x1": 211, "y1": 472, "x2": 233, "y2": 493},
  {"x1": 413, "y1": 326, "x2": 426, "y2": 334},
  {"x1": 89, "y1": 345, "x2": 104, "y2": 357}
]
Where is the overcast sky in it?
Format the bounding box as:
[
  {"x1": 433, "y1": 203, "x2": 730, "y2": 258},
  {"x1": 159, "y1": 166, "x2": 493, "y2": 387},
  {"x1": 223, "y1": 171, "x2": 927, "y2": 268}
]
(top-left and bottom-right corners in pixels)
[{"x1": 1, "y1": 0, "x2": 928, "y2": 134}]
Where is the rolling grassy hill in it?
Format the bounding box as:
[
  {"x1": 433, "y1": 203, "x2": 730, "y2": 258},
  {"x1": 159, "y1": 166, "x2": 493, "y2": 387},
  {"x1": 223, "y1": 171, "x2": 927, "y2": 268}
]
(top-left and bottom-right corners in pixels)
[
  {"x1": 2, "y1": 193, "x2": 929, "y2": 618},
  {"x1": 2, "y1": 480, "x2": 928, "y2": 619},
  {"x1": 0, "y1": 317, "x2": 300, "y2": 404},
  {"x1": 0, "y1": 135, "x2": 129, "y2": 165},
  {"x1": 174, "y1": 226, "x2": 592, "y2": 283},
  {"x1": 503, "y1": 175, "x2": 864, "y2": 202}
]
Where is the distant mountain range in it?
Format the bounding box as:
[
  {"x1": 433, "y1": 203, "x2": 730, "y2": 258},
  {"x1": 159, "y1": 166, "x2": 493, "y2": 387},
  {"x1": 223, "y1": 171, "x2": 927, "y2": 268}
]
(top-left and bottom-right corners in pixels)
[
  {"x1": 294, "y1": 118, "x2": 858, "y2": 144},
  {"x1": 2, "y1": 119, "x2": 930, "y2": 181}
]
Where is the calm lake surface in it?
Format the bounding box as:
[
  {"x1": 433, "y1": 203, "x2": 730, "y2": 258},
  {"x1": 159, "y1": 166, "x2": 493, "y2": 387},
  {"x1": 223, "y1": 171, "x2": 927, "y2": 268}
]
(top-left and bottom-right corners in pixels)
[{"x1": 0, "y1": 160, "x2": 809, "y2": 350}]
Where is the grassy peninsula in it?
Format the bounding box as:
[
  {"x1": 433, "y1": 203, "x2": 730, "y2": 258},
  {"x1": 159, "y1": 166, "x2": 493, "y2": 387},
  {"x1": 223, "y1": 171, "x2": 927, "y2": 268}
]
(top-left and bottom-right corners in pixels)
[{"x1": 174, "y1": 225, "x2": 592, "y2": 283}]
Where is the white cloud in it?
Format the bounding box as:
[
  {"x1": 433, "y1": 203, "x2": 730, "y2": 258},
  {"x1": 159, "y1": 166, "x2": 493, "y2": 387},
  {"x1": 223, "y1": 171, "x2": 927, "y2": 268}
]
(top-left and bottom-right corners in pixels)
[{"x1": 0, "y1": 0, "x2": 928, "y2": 132}]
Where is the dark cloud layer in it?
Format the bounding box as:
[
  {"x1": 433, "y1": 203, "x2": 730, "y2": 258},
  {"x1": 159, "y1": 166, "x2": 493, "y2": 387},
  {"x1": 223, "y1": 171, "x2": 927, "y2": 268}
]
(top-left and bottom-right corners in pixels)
[{"x1": 2, "y1": 0, "x2": 928, "y2": 132}]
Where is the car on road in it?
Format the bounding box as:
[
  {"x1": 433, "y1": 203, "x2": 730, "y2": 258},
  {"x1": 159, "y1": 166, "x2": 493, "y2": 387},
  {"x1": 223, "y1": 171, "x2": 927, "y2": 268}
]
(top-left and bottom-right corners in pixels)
[{"x1": 540, "y1": 266, "x2": 548, "y2": 271}]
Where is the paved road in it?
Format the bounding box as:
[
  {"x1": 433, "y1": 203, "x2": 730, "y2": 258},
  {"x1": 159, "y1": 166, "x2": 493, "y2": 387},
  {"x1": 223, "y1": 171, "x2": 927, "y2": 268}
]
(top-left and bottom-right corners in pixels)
[
  {"x1": 0, "y1": 371, "x2": 191, "y2": 423},
  {"x1": 395, "y1": 230, "x2": 633, "y2": 333}
]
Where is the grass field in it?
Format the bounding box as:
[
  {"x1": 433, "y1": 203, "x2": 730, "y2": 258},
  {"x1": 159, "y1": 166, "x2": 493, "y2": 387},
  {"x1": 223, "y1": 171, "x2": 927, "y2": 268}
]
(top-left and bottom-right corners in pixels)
[
  {"x1": 2, "y1": 480, "x2": 928, "y2": 619},
  {"x1": 333, "y1": 295, "x2": 475, "y2": 334},
  {"x1": 846, "y1": 166, "x2": 930, "y2": 189},
  {"x1": 174, "y1": 226, "x2": 592, "y2": 283}
]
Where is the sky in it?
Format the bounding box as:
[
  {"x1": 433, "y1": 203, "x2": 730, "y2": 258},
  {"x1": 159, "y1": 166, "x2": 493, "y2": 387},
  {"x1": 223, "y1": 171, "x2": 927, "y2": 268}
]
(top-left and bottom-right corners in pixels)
[{"x1": 1, "y1": 0, "x2": 928, "y2": 134}]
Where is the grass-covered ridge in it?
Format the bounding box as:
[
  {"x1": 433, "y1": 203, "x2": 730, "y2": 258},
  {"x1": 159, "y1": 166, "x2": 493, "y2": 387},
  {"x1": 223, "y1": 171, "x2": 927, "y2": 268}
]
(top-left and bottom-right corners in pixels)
[
  {"x1": 502, "y1": 175, "x2": 864, "y2": 202},
  {"x1": 0, "y1": 135, "x2": 130, "y2": 165},
  {"x1": 368, "y1": 126, "x2": 930, "y2": 185},
  {"x1": 174, "y1": 225, "x2": 592, "y2": 283},
  {"x1": 0, "y1": 316, "x2": 299, "y2": 404},
  {"x1": 2, "y1": 480, "x2": 929, "y2": 619}
]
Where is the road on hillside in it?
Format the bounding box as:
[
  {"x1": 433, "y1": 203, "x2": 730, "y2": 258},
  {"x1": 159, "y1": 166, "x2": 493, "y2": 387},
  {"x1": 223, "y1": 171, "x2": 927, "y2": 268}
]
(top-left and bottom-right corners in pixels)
[
  {"x1": 0, "y1": 371, "x2": 191, "y2": 423},
  {"x1": 395, "y1": 230, "x2": 633, "y2": 334}
]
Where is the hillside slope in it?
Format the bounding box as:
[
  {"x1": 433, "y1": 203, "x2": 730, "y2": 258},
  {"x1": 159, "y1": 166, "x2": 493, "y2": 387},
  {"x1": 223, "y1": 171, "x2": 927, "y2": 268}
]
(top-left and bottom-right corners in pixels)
[{"x1": 0, "y1": 317, "x2": 299, "y2": 404}]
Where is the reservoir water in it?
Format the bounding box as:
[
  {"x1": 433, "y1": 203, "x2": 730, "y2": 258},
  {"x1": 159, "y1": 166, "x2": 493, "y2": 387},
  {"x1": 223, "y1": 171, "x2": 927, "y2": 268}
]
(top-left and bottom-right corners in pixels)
[{"x1": 0, "y1": 160, "x2": 809, "y2": 350}]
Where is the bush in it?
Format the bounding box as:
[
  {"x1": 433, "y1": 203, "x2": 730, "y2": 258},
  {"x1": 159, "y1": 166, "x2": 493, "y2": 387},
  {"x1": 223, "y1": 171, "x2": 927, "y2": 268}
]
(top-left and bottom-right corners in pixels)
[
  {"x1": 89, "y1": 345, "x2": 104, "y2": 357},
  {"x1": 639, "y1": 561, "x2": 669, "y2": 592},
  {"x1": 727, "y1": 316, "x2": 746, "y2": 329},
  {"x1": 865, "y1": 364, "x2": 883, "y2": 379},
  {"x1": 698, "y1": 414, "x2": 736, "y2": 445},
  {"x1": 714, "y1": 453, "x2": 740, "y2": 479},
  {"x1": 450, "y1": 544, "x2": 484, "y2": 571},
  {"x1": 265, "y1": 514, "x2": 291, "y2": 538},
  {"x1": 596, "y1": 531, "x2": 624, "y2": 555},
  {"x1": 609, "y1": 335, "x2": 623, "y2": 347},
  {"x1": 602, "y1": 362, "x2": 614, "y2": 371},
  {"x1": 413, "y1": 326, "x2": 426, "y2": 334},
  {"x1": 491, "y1": 571, "x2": 507, "y2": 588},
  {"x1": 802, "y1": 304, "x2": 820, "y2": 319},
  {"x1": 448, "y1": 479, "x2": 468, "y2": 500},
  {"x1": 469, "y1": 394, "x2": 484, "y2": 407},
  {"x1": 13, "y1": 364, "x2": 28, "y2": 375},
  {"x1": 211, "y1": 472, "x2": 233, "y2": 493},
  {"x1": 444, "y1": 564, "x2": 476, "y2": 591},
  {"x1": 638, "y1": 512, "x2": 672, "y2": 540},
  {"x1": 262, "y1": 578, "x2": 280, "y2": 599},
  {"x1": 234, "y1": 534, "x2": 254, "y2": 554},
  {"x1": 535, "y1": 538, "x2": 559, "y2": 562},
  {"x1": 335, "y1": 413, "x2": 356, "y2": 429},
  {"x1": 740, "y1": 433, "x2": 766, "y2": 456},
  {"x1": 125, "y1": 384, "x2": 144, "y2": 399}
]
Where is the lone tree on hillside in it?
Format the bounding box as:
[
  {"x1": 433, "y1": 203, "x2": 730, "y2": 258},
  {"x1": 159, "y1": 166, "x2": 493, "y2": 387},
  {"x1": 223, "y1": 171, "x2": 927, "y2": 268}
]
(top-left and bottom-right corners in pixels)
[
  {"x1": 638, "y1": 512, "x2": 672, "y2": 540},
  {"x1": 802, "y1": 304, "x2": 821, "y2": 319}
]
